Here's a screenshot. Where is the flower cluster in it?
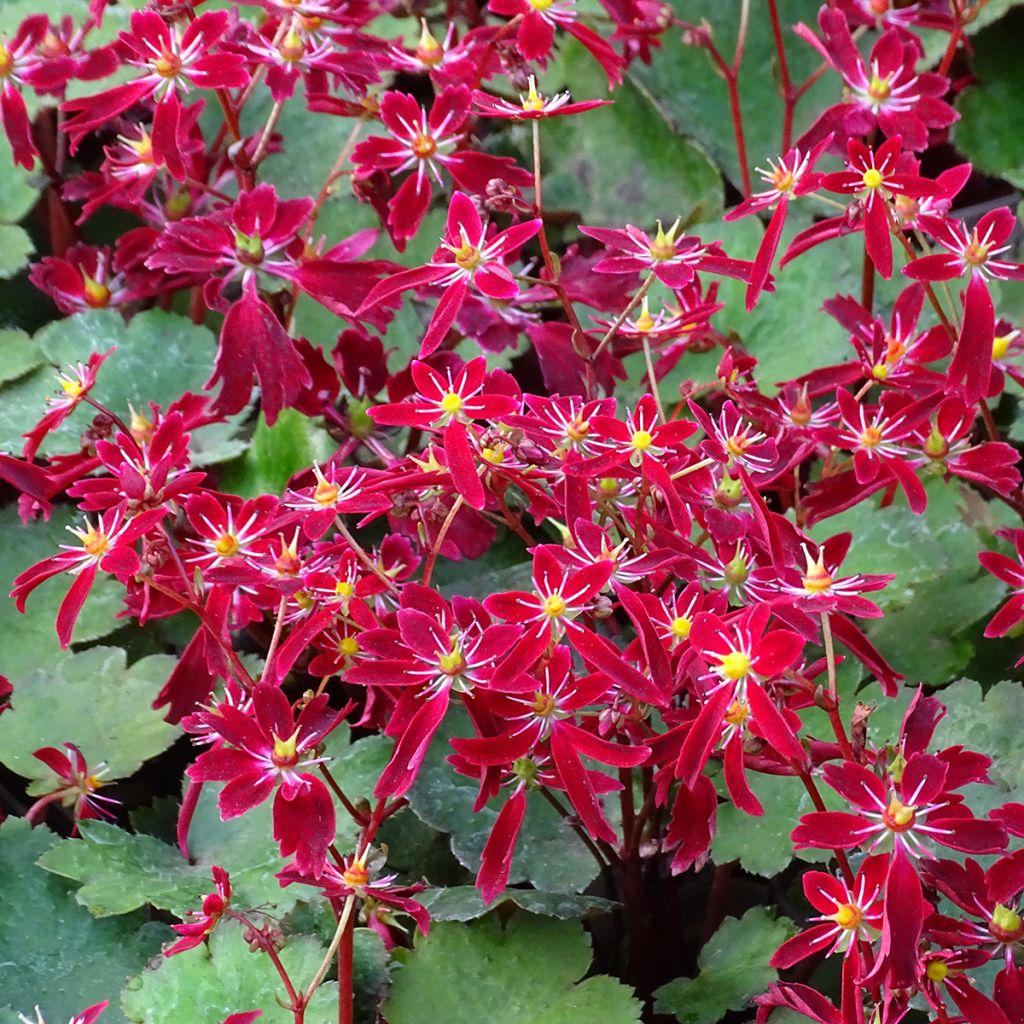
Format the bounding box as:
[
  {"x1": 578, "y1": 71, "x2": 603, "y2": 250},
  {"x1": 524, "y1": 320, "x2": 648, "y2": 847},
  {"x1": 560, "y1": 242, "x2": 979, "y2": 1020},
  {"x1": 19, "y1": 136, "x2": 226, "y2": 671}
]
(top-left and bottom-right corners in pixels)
[{"x1": 2, "y1": 1, "x2": 1024, "y2": 1023}]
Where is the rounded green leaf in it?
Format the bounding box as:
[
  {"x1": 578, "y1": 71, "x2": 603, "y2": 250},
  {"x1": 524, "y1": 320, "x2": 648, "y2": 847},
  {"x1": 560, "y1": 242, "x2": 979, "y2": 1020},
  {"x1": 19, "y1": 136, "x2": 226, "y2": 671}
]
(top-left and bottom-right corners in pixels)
[{"x1": 383, "y1": 915, "x2": 642, "y2": 1024}]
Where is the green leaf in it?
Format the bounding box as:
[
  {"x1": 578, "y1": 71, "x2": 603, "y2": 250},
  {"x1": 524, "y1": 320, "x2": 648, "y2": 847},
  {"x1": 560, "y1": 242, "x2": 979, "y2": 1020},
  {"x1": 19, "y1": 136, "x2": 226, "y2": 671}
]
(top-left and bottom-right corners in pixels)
[
  {"x1": 37, "y1": 809, "x2": 314, "y2": 923},
  {"x1": 539, "y1": 41, "x2": 722, "y2": 226},
  {"x1": 816, "y1": 480, "x2": 1005, "y2": 683},
  {"x1": 37, "y1": 821, "x2": 207, "y2": 918},
  {"x1": 952, "y1": 10, "x2": 1024, "y2": 189},
  {"x1": 406, "y1": 709, "x2": 602, "y2": 894},
  {"x1": 219, "y1": 408, "x2": 330, "y2": 498},
  {"x1": 418, "y1": 885, "x2": 615, "y2": 922},
  {"x1": 121, "y1": 921, "x2": 338, "y2": 1024},
  {"x1": 654, "y1": 907, "x2": 794, "y2": 1024},
  {"x1": 0, "y1": 224, "x2": 33, "y2": 279},
  {"x1": 712, "y1": 772, "x2": 827, "y2": 876},
  {"x1": 629, "y1": 0, "x2": 836, "y2": 190},
  {"x1": 0, "y1": 133, "x2": 41, "y2": 223},
  {"x1": 0, "y1": 309, "x2": 217, "y2": 455},
  {"x1": 0, "y1": 646, "x2": 180, "y2": 785},
  {"x1": 383, "y1": 915, "x2": 642, "y2": 1024},
  {"x1": 0, "y1": 327, "x2": 42, "y2": 384},
  {"x1": 931, "y1": 678, "x2": 1024, "y2": 816},
  {"x1": 0, "y1": 818, "x2": 169, "y2": 1024},
  {"x1": 0, "y1": 506, "x2": 124, "y2": 680}
]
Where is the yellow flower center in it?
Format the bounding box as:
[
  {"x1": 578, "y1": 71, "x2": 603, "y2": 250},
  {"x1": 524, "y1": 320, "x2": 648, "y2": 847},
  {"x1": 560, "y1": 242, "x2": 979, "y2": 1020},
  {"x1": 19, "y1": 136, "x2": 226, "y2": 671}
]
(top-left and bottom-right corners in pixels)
[
  {"x1": 453, "y1": 240, "x2": 482, "y2": 271},
  {"x1": 993, "y1": 334, "x2": 1012, "y2": 360},
  {"x1": 965, "y1": 235, "x2": 991, "y2": 266},
  {"x1": 59, "y1": 376, "x2": 84, "y2": 397},
  {"x1": 832, "y1": 903, "x2": 863, "y2": 930},
  {"x1": 415, "y1": 20, "x2": 444, "y2": 65},
  {"x1": 860, "y1": 425, "x2": 883, "y2": 448},
  {"x1": 153, "y1": 50, "x2": 182, "y2": 78},
  {"x1": 883, "y1": 796, "x2": 916, "y2": 831},
  {"x1": 438, "y1": 648, "x2": 465, "y2": 675},
  {"x1": 991, "y1": 903, "x2": 1024, "y2": 940},
  {"x1": 532, "y1": 691, "x2": 556, "y2": 716},
  {"x1": 271, "y1": 729, "x2": 300, "y2": 767},
  {"x1": 719, "y1": 650, "x2": 751, "y2": 680},
  {"x1": 440, "y1": 391, "x2": 463, "y2": 415},
  {"x1": 82, "y1": 272, "x2": 111, "y2": 309},
  {"x1": 670, "y1": 615, "x2": 691, "y2": 639},
  {"x1": 649, "y1": 218, "x2": 680, "y2": 261},
  {"x1": 312, "y1": 480, "x2": 339, "y2": 509},
  {"x1": 279, "y1": 27, "x2": 306, "y2": 62},
  {"x1": 802, "y1": 552, "x2": 833, "y2": 593},
  {"x1": 631, "y1": 429, "x2": 653, "y2": 450},
  {"x1": 925, "y1": 960, "x2": 948, "y2": 983},
  {"x1": 528, "y1": 0, "x2": 554, "y2": 10},
  {"x1": 542, "y1": 594, "x2": 566, "y2": 617},
  {"x1": 213, "y1": 533, "x2": 240, "y2": 558},
  {"x1": 335, "y1": 580, "x2": 354, "y2": 598},
  {"x1": 866, "y1": 75, "x2": 891, "y2": 103},
  {"x1": 772, "y1": 168, "x2": 795, "y2": 193},
  {"x1": 566, "y1": 417, "x2": 590, "y2": 442},
  {"x1": 521, "y1": 76, "x2": 545, "y2": 112},
  {"x1": 412, "y1": 132, "x2": 437, "y2": 159},
  {"x1": 339, "y1": 635, "x2": 360, "y2": 656},
  {"x1": 81, "y1": 526, "x2": 109, "y2": 558},
  {"x1": 724, "y1": 699, "x2": 749, "y2": 726},
  {"x1": 862, "y1": 168, "x2": 884, "y2": 190},
  {"x1": 0, "y1": 43, "x2": 13, "y2": 77},
  {"x1": 342, "y1": 860, "x2": 370, "y2": 888}
]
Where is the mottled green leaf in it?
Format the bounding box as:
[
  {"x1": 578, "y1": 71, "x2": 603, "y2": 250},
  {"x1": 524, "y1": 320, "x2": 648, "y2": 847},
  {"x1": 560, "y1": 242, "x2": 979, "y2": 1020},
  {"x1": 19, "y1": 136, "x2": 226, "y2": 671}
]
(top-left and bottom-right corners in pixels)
[
  {"x1": 407, "y1": 709, "x2": 602, "y2": 894},
  {"x1": 540, "y1": 41, "x2": 722, "y2": 226},
  {"x1": 383, "y1": 915, "x2": 641, "y2": 1024},
  {"x1": 0, "y1": 224, "x2": 33, "y2": 279},
  {"x1": 0, "y1": 327, "x2": 42, "y2": 384},
  {"x1": 953, "y1": 10, "x2": 1024, "y2": 189},
  {"x1": 0, "y1": 646, "x2": 180, "y2": 785},
  {"x1": 931, "y1": 678, "x2": 1024, "y2": 816},
  {"x1": 630, "y1": 0, "x2": 836, "y2": 190},
  {"x1": 654, "y1": 907, "x2": 794, "y2": 1024},
  {"x1": 121, "y1": 921, "x2": 338, "y2": 1024},
  {"x1": 0, "y1": 506, "x2": 123, "y2": 680},
  {"x1": 0, "y1": 309, "x2": 218, "y2": 455},
  {"x1": 418, "y1": 884, "x2": 615, "y2": 922},
  {"x1": 0, "y1": 818, "x2": 169, "y2": 1024}
]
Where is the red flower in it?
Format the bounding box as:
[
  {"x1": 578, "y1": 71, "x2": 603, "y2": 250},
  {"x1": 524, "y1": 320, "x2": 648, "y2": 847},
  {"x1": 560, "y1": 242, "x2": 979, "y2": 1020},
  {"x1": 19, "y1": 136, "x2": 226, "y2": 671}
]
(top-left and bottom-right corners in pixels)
[
  {"x1": 351, "y1": 86, "x2": 531, "y2": 247},
  {"x1": 675, "y1": 604, "x2": 805, "y2": 814},
  {"x1": 0, "y1": 16, "x2": 76, "y2": 168},
  {"x1": 357, "y1": 191, "x2": 541, "y2": 358},
  {"x1": 487, "y1": 0, "x2": 624, "y2": 86},
  {"x1": 164, "y1": 866, "x2": 231, "y2": 956},
  {"x1": 792, "y1": 752, "x2": 1008, "y2": 857},
  {"x1": 25, "y1": 742, "x2": 120, "y2": 828},
  {"x1": 580, "y1": 219, "x2": 755, "y2": 290},
  {"x1": 723, "y1": 137, "x2": 831, "y2": 309},
  {"x1": 345, "y1": 584, "x2": 521, "y2": 797},
  {"x1": 21, "y1": 348, "x2": 114, "y2": 460},
  {"x1": 771, "y1": 855, "x2": 888, "y2": 968},
  {"x1": 905, "y1": 208, "x2": 1024, "y2": 404},
  {"x1": 471, "y1": 76, "x2": 610, "y2": 120},
  {"x1": 450, "y1": 646, "x2": 649, "y2": 844},
  {"x1": 186, "y1": 684, "x2": 348, "y2": 876},
  {"x1": 61, "y1": 11, "x2": 249, "y2": 178},
  {"x1": 11, "y1": 506, "x2": 167, "y2": 648},
  {"x1": 796, "y1": 7, "x2": 956, "y2": 151},
  {"x1": 30, "y1": 244, "x2": 132, "y2": 315},
  {"x1": 821, "y1": 136, "x2": 938, "y2": 279},
  {"x1": 483, "y1": 546, "x2": 612, "y2": 684}
]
